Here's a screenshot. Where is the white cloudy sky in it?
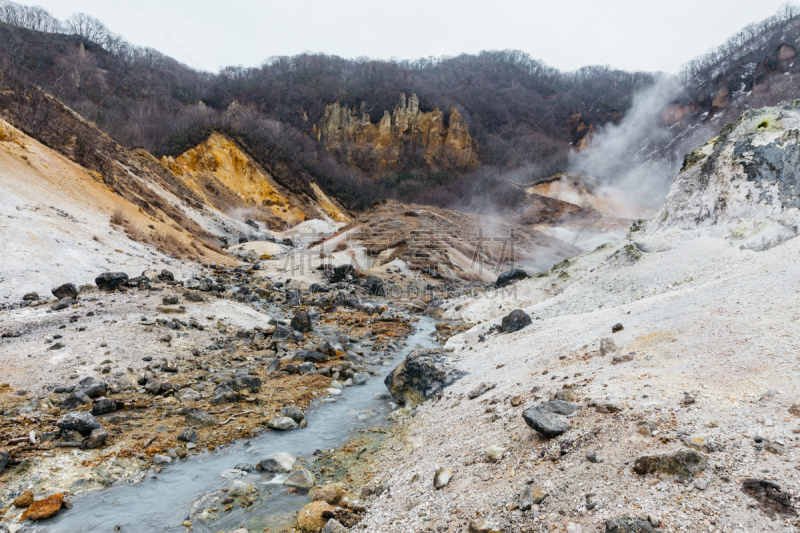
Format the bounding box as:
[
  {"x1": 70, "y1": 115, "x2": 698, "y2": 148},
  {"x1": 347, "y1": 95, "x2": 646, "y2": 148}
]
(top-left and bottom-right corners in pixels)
[{"x1": 13, "y1": 0, "x2": 793, "y2": 73}]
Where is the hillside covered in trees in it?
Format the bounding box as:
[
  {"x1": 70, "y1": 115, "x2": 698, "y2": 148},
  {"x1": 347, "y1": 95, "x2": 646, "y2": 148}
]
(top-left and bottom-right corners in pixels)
[{"x1": 3, "y1": 1, "x2": 800, "y2": 212}]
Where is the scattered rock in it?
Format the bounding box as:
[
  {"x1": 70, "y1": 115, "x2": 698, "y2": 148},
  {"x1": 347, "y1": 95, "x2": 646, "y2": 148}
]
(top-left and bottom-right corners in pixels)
[
  {"x1": 86, "y1": 427, "x2": 109, "y2": 449},
  {"x1": 694, "y1": 478, "x2": 709, "y2": 490},
  {"x1": 611, "y1": 353, "x2": 635, "y2": 364},
  {"x1": 297, "y1": 501, "x2": 336, "y2": 533},
  {"x1": 228, "y1": 480, "x2": 257, "y2": 496},
  {"x1": 178, "y1": 428, "x2": 198, "y2": 443},
  {"x1": 152, "y1": 454, "x2": 172, "y2": 465},
  {"x1": 51, "y1": 298, "x2": 76, "y2": 311},
  {"x1": 78, "y1": 377, "x2": 107, "y2": 399},
  {"x1": 52, "y1": 283, "x2": 78, "y2": 300},
  {"x1": 260, "y1": 452, "x2": 296, "y2": 473},
  {"x1": 0, "y1": 451, "x2": 10, "y2": 474},
  {"x1": 291, "y1": 309, "x2": 313, "y2": 332},
  {"x1": 312, "y1": 483, "x2": 345, "y2": 505},
  {"x1": 605, "y1": 515, "x2": 656, "y2": 533},
  {"x1": 742, "y1": 478, "x2": 796, "y2": 517},
  {"x1": 633, "y1": 450, "x2": 707, "y2": 479},
  {"x1": 279, "y1": 405, "x2": 305, "y2": 422},
  {"x1": 433, "y1": 467, "x2": 453, "y2": 489},
  {"x1": 500, "y1": 309, "x2": 532, "y2": 333},
  {"x1": 485, "y1": 445, "x2": 506, "y2": 463},
  {"x1": 284, "y1": 468, "x2": 315, "y2": 489},
  {"x1": 364, "y1": 275, "x2": 386, "y2": 296},
  {"x1": 599, "y1": 337, "x2": 617, "y2": 355},
  {"x1": 22, "y1": 292, "x2": 39, "y2": 301},
  {"x1": 268, "y1": 416, "x2": 299, "y2": 430},
  {"x1": 20, "y1": 493, "x2": 64, "y2": 521},
  {"x1": 95, "y1": 272, "x2": 129, "y2": 291},
  {"x1": 611, "y1": 323, "x2": 624, "y2": 333},
  {"x1": 519, "y1": 484, "x2": 548, "y2": 509},
  {"x1": 91, "y1": 398, "x2": 117, "y2": 416},
  {"x1": 495, "y1": 268, "x2": 529, "y2": 288},
  {"x1": 321, "y1": 518, "x2": 349, "y2": 533},
  {"x1": 13, "y1": 490, "x2": 34, "y2": 508},
  {"x1": 185, "y1": 410, "x2": 217, "y2": 427},
  {"x1": 468, "y1": 519, "x2": 503, "y2": 533},
  {"x1": 468, "y1": 382, "x2": 496, "y2": 399},
  {"x1": 522, "y1": 405, "x2": 571, "y2": 437},
  {"x1": 384, "y1": 348, "x2": 465, "y2": 406},
  {"x1": 56, "y1": 411, "x2": 101, "y2": 435}
]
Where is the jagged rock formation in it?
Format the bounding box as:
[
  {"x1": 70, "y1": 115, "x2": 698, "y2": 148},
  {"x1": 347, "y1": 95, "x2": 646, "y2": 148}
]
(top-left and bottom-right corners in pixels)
[
  {"x1": 314, "y1": 93, "x2": 479, "y2": 174},
  {"x1": 161, "y1": 132, "x2": 349, "y2": 230},
  {"x1": 650, "y1": 103, "x2": 800, "y2": 251}
]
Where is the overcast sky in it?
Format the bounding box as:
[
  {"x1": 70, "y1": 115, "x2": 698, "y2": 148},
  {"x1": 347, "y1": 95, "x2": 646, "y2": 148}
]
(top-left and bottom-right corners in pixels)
[{"x1": 13, "y1": 0, "x2": 793, "y2": 74}]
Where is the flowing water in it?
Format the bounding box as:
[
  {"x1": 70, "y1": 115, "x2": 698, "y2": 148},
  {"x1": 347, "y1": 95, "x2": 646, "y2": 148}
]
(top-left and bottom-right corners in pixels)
[{"x1": 29, "y1": 317, "x2": 440, "y2": 533}]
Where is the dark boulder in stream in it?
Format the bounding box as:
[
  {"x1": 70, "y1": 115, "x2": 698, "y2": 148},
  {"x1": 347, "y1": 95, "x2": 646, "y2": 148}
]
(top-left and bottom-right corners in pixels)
[{"x1": 384, "y1": 348, "x2": 465, "y2": 406}]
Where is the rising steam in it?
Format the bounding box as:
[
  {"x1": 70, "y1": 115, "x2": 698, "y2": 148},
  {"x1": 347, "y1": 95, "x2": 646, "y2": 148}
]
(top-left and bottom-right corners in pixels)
[{"x1": 568, "y1": 76, "x2": 690, "y2": 212}]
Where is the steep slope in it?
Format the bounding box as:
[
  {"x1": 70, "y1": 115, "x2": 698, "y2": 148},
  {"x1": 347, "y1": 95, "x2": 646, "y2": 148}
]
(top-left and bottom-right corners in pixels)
[
  {"x1": 357, "y1": 105, "x2": 800, "y2": 532},
  {"x1": 161, "y1": 132, "x2": 350, "y2": 229},
  {"x1": 0, "y1": 118, "x2": 222, "y2": 300}
]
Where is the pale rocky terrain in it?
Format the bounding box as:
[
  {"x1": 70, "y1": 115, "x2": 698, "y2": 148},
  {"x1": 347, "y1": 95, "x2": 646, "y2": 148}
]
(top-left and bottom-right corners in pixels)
[{"x1": 354, "y1": 105, "x2": 800, "y2": 532}]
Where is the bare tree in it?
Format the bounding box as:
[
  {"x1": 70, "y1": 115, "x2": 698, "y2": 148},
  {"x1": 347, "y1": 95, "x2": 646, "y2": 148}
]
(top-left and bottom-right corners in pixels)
[{"x1": 64, "y1": 12, "x2": 108, "y2": 44}]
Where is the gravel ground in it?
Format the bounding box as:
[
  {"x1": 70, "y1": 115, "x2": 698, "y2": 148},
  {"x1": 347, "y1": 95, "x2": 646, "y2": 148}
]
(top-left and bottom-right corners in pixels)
[{"x1": 357, "y1": 225, "x2": 800, "y2": 533}]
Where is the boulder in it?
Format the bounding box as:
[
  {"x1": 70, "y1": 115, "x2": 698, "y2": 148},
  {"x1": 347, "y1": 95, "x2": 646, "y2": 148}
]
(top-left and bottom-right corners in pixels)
[
  {"x1": 178, "y1": 428, "x2": 198, "y2": 443},
  {"x1": 95, "y1": 272, "x2": 129, "y2": 291},
  {"x1": 279, "y1": 406, "x2": 305, "y2": 423},
  {"x1": 495, "y1": 268, "x2": 529, "y2": 288},
  {"x1": 13, "y1": 490, "x2": 34, "y2": 508},
  {"x1": 185, "y1": 410, "x2": 217, "y2": 427},
  {"x1": 291, "y1": 309, "x2": 313, "y2": 332},
  {"x1": 501, "y1": 309, "x2": 532, "y2": 333},
  {"x1": 51, "y1": 283, "x2": 78, "y2": 300},
  {"x1": 297, "y1": 501, "x2": 336, "y2": 533},
  {"x1": 228, "y1": 480, "x2": 257, "y2": 497},
  {"x1": 330, "y1": 264, "x2": 355, "y2": 283},
  {"x1": 78, "y1": 376, "x2": 107, "y2": 399},
  {"x1": 384, "y1": 348, "x2": 465, "y2": 406},
  {"x1": 521, "y1": 407, "x2": 571, "y2": 438},
  {"x1": 91, "y1": 398, "x2": 117, "y2": 416},
  {"x1": 311, "y1": 483, "x2": 345, "y2": 505},
  {"x1": 259, "y1": 452, "x2": 296, "y2": 473},
  {"x1": 268, "y1": 417, "x2": 298, "y2": 431},
  {"x1": 57, "y1": 411, "x2": 101, "y2": 435},
  {"x1": 20, "y1": 493, "x2": 63, "y2": 521},
  {"x1": 61, "y1": 390, "x2": 90, "y2": 410},
  {"x1": 258, "y1": 452, "x2": 297, "y2": 473},
  {"x1": 295, "y1": 350, "x2": 329, "y2": 363},
  {"x1": 232, "y1": 374, "x2": 262, "y2": 393},
  {"x1": 285, "y1": 468, "x2": 315, "y2": 489},
  {"x1": 86, "y1": 427, "x2": 109, "y2": 449},
  {"x1": 364, "y1": 276, "x2": 386, "y2": 296},
  {"x1": 741, "y1": 478, "x2": 796, "y2": 517},
  {"x1": 633, "y1": 450, "x2": 707, "y2": 479}
]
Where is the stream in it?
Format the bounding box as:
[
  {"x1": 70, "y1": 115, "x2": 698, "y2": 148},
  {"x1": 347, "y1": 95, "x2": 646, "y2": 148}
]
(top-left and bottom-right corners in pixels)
[{"x1": 27, "y1": 317, "x2": 440, "y2": 533}]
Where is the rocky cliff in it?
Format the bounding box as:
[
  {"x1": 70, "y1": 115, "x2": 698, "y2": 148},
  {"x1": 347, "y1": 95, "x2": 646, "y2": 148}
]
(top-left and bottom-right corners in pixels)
[
  {"x1": 650, "y1": 103, "x2": 800, "y2": 251},
  {"x1": 313, "y1": 93, "x2": 479, "y2": 174}
]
